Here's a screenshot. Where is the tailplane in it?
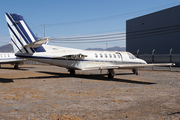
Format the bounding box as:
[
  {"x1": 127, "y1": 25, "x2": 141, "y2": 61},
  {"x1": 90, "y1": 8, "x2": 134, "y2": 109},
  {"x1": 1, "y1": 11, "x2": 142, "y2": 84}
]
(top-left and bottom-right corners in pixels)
[{"x1": 5, "y1": 13, "x2": 48, "y2": 53}]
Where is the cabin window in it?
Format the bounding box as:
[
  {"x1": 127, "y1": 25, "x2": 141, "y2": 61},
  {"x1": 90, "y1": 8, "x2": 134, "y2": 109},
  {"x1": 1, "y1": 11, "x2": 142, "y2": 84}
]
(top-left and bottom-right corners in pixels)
[
  {"x1": 100, "y1": 53, "x2": 103, "y2": 58},
  {"x1": 95, "y1": 53, "x2": 98, "y2": 58},
  {"x1": 105, "y1": 54, "x2": 107, "y2": 58},
  {"x1": 4, "y1": 54, "x2": 6, "y2": 57},
  {"x1": 117, "y1": 54, "x2": 120, "y2": 58},
  {"x1": 113, "y1": 54, "x2": 116, "y2": 58},
  {"x1": 0, "y1": 54, "x2": 2, "y2": 57},
  {"x1": 109, "y1": 54, "x2": 112, "y2": 58},
  {"x1": 128, "y1": 53, "x2": 136, "y2": 59},
  {"x1": 8, "y1": 54, "x2": 10, "y2": 57}
]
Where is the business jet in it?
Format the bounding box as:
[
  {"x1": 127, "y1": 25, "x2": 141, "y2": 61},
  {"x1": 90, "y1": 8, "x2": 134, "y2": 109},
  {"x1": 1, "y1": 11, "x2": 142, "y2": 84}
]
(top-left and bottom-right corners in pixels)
[
  {"x1": 5, "y1": 13, "x2": 174, "y2": 78},
  {"x1": 0, "y1": 52, "x2": 25, "y2": 69}
]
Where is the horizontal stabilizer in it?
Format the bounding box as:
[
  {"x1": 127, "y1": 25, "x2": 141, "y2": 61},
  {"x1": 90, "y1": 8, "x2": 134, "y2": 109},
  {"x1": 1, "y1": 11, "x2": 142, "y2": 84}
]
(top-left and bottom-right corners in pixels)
[{"x1": 23, "y1": 37, "x2": 50, "y2": 48}]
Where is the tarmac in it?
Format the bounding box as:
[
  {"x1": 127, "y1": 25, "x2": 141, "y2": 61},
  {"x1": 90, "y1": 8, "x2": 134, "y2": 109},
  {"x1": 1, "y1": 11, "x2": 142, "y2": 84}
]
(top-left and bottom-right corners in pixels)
[{"x1": 0, "y1": 64, "x2": 179, "y2": 120}]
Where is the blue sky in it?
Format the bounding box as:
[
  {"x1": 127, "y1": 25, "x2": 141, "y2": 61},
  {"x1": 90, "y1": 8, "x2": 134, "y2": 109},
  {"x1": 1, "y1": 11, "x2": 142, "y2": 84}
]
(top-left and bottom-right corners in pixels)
[{"x1": 1, "y1": 0, "x2": 180, "y2": 49}]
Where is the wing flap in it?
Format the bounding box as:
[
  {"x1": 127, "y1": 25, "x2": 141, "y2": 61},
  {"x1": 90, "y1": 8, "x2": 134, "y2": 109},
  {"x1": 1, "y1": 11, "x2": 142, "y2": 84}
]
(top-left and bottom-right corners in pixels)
[{"x1": 53, "y1": 54, "x2": 87, "y2": 60}]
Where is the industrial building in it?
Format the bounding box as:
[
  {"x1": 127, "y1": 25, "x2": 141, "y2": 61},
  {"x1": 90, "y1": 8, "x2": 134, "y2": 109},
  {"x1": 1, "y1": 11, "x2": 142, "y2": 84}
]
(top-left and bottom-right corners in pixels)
[{"x1": 126, "y1": 5, "x2": 180, "y2": 65}]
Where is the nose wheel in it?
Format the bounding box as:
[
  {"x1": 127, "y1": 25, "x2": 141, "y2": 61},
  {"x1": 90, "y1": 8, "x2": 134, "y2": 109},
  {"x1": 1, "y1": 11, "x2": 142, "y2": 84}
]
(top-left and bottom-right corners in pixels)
[
  {"x1": 132, "y1": 69, "x2": 139, "y2": 75},
  {"x1": 14, "y1": 64, "x2": 19, "y2": 69},
  {"x1": 68, "y1": 69, "x2": 76, "y2": 75}
]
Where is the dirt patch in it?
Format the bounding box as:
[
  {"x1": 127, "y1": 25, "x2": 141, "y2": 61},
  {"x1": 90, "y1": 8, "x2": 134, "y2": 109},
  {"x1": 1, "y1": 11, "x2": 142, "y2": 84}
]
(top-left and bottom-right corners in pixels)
[{"x1": 0, "y1": 64, "x2": 179, "y2": 119}]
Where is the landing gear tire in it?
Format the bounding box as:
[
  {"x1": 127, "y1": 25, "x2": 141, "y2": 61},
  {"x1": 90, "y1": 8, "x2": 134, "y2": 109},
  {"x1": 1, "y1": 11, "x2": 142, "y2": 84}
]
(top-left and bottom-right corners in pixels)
[
  {"x1": 14, "y1": 64, "x2": 19, "y2": 69},
  {"x1": 108, "y1": 72, "x2": 114, "y2": 79},
  {"x1": 69, "y1": 69, "x2": 76, "y2": 75},
  {"x1": 132, "y1": 69, "x2": 139, "y2": 75},
  {"x1": 108, "y1": 69, "x2": 115, "y2": 79}
]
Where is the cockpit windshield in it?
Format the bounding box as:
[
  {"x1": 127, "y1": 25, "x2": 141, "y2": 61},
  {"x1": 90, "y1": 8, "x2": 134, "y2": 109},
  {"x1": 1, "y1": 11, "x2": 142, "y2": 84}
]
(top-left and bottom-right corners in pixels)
[{"x1": 128, "y1": 53, "x2": 136, "y2": 59}]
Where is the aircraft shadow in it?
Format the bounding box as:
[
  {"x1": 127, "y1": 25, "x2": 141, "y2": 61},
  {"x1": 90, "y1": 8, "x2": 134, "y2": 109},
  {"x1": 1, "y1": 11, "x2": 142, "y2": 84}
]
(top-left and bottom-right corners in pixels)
[
  {"x1": 0, "y1": 78, "x2": 14, "y2": 83},
  {"x1": 0, "y1": 70, "x2": 156, "y2": 85},
  {"x1": 168, "y1": 112, "x2": 180, "y2": 115},
  {"x1": 33, "y1": 71, "x2": 156, "y2": 85},
  {"x1": 2, "y1": 71, "x2": 156, "y2": 85},
  {"x1": 0, "y1": 67, "x2": 29, "y2": 71}
]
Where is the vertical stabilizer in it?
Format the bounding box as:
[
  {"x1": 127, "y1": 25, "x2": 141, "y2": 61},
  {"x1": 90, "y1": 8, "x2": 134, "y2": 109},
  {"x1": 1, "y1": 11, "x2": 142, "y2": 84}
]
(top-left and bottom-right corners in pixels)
[{"x1": 5, "y1": 13, "x2": 46, "y2": 53}]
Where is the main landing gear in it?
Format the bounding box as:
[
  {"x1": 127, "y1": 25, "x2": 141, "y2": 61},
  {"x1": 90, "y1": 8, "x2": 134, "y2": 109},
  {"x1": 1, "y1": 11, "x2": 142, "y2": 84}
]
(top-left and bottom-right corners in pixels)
[
  {"x1": 132, "y1": 69, "x2": 139, "y2": 75},
  {"x1": 108, "y1": 69, "x2": 116, "y2": 79},
  {"x1": 68, "y1": 69, "x2": 76, "y2": 75}
]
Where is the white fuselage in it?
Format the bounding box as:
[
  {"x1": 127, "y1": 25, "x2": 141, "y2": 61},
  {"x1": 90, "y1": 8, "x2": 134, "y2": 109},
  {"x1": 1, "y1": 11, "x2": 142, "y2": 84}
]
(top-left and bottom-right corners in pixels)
[
  {"x1": 4, "y1": 13, "x2": 174, "y2": 77},
  {"x1": 0, "y1": 53, "x2": 25, "y2": 64},
  {"x1": 16, "y1": 45, "x2": 147, "y2": 70}
]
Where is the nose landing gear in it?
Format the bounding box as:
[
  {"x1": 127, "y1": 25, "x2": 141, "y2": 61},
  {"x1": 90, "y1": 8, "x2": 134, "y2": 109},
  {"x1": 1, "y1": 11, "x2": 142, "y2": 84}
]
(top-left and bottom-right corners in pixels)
[
  {"x1": 132, "y1": 69, "x2": 139, "y2": 75},
  {"x1": 14, "y1": 64, "x2": 19, "y2": 69},
  {"x1": 68, "y1": 69, "x2": 76, "y2": 75}
]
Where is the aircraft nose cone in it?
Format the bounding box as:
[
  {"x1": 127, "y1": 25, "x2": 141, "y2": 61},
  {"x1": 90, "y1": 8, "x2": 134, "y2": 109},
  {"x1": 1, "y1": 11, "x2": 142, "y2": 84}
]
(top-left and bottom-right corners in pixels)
[{"x1": 139, "y1": 59, "x2": 147, "y2": 64}]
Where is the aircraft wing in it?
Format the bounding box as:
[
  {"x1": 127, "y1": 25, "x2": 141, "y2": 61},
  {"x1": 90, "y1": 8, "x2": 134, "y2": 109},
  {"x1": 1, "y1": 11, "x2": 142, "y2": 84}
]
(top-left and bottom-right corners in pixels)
[
  {"x1": 117, "y1": 63, "x2": 175, "y2": 69},
  {"x1": 83, "y1": 63, "x2": 175, "y2": 70}
]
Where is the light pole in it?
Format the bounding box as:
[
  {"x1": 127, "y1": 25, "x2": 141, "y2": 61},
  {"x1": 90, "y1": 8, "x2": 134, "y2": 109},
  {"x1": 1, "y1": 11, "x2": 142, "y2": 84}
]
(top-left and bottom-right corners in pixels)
[
  {"x1": 106, "y1": 43, "x2": 108, "y2": 51},
  {"x1": 41, "y1": 25, "x2": 49, "y2": 37}
]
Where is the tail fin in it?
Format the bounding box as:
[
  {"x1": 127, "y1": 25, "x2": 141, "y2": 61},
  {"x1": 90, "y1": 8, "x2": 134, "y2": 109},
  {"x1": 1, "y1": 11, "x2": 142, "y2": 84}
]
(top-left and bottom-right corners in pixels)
[{"x1": 5, "y1": 13, "x2": 47, "y2": 53}]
